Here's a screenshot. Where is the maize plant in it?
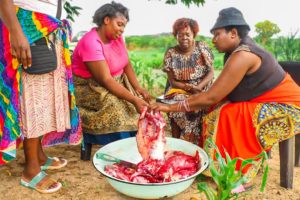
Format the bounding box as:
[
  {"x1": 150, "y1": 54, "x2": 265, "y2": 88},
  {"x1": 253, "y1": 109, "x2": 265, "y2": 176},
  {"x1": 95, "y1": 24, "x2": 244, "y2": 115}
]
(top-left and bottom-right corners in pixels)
[{"x1": 198, "y1": 138, "x2": 269, "y2": 200}]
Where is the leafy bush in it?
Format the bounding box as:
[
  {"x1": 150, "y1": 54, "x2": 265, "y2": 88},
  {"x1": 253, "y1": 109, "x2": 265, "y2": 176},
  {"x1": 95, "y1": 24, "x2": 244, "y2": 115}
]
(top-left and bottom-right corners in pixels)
[
  {"x1": 198, "y1": 138, "x2": 269, "y2": 200},
  {"x1": 125, "y1": 34, "x2": 176, "y2": 50},
  {"x1": 129, "y1": 49, "x2": 165, "y2": 69},
  {"x1": 272, "y1": 31, "x2": 300, "y2": 61},
  {"x1": 130, "y1": 53, "x2": 167, "y2": 96}
]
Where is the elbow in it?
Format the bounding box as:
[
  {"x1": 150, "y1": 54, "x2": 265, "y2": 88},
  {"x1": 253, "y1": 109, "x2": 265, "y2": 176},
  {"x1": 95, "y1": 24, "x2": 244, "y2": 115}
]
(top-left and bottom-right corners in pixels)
[
  {"x1": 94, "y1": 76, "x2": 113, "y2": 88},
  {"x1": 205, "y1": 93, "x2": 219, "y2": 106}
]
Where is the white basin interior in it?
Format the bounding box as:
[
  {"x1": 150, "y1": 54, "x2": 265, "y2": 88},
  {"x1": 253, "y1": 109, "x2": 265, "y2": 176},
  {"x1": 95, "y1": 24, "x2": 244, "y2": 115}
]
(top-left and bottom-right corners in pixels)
[{"x1": 93, "y1": 137, "x2": 209, "y2": 199}]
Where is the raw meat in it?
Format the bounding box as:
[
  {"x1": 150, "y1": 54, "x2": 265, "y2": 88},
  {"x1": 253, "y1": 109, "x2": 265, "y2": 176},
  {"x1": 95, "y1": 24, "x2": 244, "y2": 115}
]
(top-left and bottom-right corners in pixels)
[
  {"x1": 104, "y1": 108, "x2": 200, "y2": 183},
  {"x1": 136, "y1": 107, "x2": 166, "y2": 160}
]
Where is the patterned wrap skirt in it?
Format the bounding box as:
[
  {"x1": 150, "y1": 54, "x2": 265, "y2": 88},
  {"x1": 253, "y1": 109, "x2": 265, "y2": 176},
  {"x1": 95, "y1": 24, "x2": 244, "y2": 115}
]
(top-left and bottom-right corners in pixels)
[
  {"x1": 167, "y1": 81, "x2": 212, "y2": 144},
  {"x1": 74, "y1": 74, "x2": 140, "y2": 135},
  {"x1": 20, "y1": 34, "x2": 71, "y2": 138}
]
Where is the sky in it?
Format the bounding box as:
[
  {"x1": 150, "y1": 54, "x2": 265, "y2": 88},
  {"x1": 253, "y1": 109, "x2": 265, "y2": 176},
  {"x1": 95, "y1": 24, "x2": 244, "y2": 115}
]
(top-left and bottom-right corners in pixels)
[{"x1": 70, "y1": 0, "x2": 300, "y2": 37}]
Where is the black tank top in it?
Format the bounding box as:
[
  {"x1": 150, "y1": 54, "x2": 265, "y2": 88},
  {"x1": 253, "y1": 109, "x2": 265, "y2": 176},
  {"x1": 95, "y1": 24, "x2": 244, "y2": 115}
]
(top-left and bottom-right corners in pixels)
[{"x1": 226, "y1": 36, "x2": 285, "y2": 102}]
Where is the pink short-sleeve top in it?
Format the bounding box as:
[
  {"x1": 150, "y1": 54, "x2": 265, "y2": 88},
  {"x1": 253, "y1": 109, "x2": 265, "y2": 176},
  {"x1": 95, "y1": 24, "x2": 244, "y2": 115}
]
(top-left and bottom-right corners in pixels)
[{"x1": 72, "y1": 28, "x2": 129, "y2": 78}]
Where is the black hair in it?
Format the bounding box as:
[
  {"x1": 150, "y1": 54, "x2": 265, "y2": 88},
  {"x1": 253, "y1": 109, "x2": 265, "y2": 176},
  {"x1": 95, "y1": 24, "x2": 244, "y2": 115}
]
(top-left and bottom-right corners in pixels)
[
  {"x1": 224, "y1": 25, "x2": 249, "y2": 39},
  {"x1": 93, "y1": 1, "x2": 129, "y2": 26}
]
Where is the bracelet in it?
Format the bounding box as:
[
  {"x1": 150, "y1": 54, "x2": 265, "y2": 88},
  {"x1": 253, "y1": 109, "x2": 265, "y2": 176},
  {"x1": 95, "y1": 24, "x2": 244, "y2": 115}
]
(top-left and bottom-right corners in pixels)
[
  {"x1": 177, "y1": 99, "x2": 191, "y2": 112},
  {"x1": 177, "y1": 101, "x2": 183, "y2": 111},
  {"x1": 183, "y1": 99, "x2": 191, "y2": 112}
]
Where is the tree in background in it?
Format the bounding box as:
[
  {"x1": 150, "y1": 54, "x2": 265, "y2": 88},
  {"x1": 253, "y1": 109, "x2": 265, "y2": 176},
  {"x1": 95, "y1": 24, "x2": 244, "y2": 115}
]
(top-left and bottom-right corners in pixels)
[
  {"x1": 64, "y1": 0, "x2": 82, "y2": 22},
  {"x1": 64, "y1": 0, "x2": 205, "y2": 22},
  {"x1": 255, "y1": 20, "x2": 280, "y2": 46},
  {"x1": 163, "y1": 0, "x2": 205, "y2": 6}
]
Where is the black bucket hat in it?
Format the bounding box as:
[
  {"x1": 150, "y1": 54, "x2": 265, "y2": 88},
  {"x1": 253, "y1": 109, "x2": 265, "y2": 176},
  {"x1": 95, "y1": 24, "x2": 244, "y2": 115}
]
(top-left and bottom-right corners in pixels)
[{"x1": 210, "y1": 7, "x2": 250, "y2": 33}]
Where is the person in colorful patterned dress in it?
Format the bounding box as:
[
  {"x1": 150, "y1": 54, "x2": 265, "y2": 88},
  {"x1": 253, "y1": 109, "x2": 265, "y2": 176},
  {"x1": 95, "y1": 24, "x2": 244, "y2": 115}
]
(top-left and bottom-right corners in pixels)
[
  {"x1": 150, "y1": 7, "x2": 300, "y2": 191},
  {"x1": 163, "y1": 18, "x2": 214, "y2": 144},
  {"x1": 0, "y1": 0, "x2": 81, "y2": 193}
]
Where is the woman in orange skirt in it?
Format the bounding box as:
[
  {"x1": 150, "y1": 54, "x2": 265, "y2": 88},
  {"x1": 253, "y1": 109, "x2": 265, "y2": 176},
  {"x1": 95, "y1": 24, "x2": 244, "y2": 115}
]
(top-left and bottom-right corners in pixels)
[{"x1": 150, "y1": 7, "x2": 300, "y2": 190}]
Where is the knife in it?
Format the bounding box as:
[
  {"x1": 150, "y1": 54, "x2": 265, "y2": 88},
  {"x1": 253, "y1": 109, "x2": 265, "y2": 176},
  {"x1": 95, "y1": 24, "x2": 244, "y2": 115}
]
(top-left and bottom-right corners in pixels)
[{"x1": 96, "y1": 152, "x2": 137, "y2": 169}]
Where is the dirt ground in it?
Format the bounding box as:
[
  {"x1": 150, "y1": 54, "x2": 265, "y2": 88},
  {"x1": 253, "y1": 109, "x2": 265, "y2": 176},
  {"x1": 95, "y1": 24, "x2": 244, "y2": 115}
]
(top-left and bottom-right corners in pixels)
[{"x1": 0, "y1": 143, "x2": 299, "y2": 200}]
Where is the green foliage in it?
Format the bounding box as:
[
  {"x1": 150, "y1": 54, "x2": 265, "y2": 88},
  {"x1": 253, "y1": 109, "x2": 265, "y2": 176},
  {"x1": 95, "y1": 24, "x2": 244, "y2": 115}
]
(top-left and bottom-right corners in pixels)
[
  {"x1": 64, "y1": 1, "x2": 82, "y2": 22},
  {"x1": 198, "y1": 138, "x2": 269, "y2": 200},
  {"x1": 255, "y1": 20, "x2": 281, "y2": 46},
  {"x1": 126, "y1": 34, "x2": 224, "y2": 70},
  {"x1": 126, "y1": 35, "x2": 176, "y2": 50},
  {"x1": 163, "y1": 0, "x2": 205, "y2": 6},
  {"x1": 272, "y1": 31, "x2": 300, "y2": 61},
  {"x1": 212, "y1": 50, "x2": 224, "y2": 70},
  {"x1": 130, "y1": 53, "x2": 167, "y2": 96},
  {"x1": 129, "y1": 49, "x2": 165, "y2": 69}
]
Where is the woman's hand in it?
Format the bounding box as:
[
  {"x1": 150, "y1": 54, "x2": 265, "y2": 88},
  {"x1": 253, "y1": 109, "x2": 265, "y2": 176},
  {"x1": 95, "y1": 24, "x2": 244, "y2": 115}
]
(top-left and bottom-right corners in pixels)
[
  {"x1": 10, "y1": 31, "x2": 31, "y2": 68},
  {"x1": 133, "y1": 97, "x2": 149, "y2": 114},
  {"x1": 149, "y1": 102, "x2": 171, "y2": 113},
  {"x1": 136, "y1": 88, "x2": 152, "y2": 103},
  {"x1": 190, "y1": 84, "x2": 204, "y2": 94}
]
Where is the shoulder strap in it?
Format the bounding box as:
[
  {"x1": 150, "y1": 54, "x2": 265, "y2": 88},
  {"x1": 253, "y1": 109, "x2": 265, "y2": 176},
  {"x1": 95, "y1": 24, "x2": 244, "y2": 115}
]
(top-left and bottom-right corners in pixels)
[
  {"x1": 56, "y1": 0, "x2": 62, "y2": 20},
  {"x1": 233, "y1": 44, "x2": 251, "y2": 53}
]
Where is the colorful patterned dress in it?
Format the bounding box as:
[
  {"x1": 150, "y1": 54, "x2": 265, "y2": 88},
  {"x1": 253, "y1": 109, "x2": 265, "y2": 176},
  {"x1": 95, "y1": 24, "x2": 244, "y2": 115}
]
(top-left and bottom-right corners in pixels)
[
  {"x1": 0, "y1": 7, "x2": 82, "y2": 164},
  {"x1": 163, "y1": 41, "x2": 214, "y2": 144}
]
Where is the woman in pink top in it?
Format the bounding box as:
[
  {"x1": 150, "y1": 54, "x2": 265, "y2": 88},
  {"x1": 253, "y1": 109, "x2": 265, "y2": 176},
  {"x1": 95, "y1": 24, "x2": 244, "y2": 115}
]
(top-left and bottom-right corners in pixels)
[{"x1": 72, "y1": 1, "x2": 151, "y2": 155}]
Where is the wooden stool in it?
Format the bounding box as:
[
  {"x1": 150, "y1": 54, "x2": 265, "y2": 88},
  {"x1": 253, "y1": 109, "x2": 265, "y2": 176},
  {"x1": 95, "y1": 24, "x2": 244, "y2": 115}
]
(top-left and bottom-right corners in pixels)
[
  {"x1": 279, "y1": 136, "x2": 295, "y2": 189},
  {"x1": 295, "y1": 134, "x2": 300, "y2": 167},
  {"x1": 278, "y1": 61, "x2": 300, "y2": 189}
]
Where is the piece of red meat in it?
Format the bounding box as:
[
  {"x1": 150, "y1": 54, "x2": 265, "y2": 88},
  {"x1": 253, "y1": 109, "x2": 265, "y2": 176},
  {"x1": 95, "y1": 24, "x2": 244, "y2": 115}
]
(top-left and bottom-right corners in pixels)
[
  {"x1": 158, "y1": 151, "x2": 200, "y2": 182},
  {"x1": 136, "y1": 108, "x2": 166, "y2": 160},
  {"x1": 105, "y1": 164, "x2": 135, "y2": 182}
]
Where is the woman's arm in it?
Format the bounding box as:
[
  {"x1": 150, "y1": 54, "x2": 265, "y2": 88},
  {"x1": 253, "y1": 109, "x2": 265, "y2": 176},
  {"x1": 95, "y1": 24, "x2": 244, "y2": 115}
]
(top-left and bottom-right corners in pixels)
[
  {"x1": 192, "y1": 66, "x2": 214, "y2": 93},
  {"x1": 124, "y1": 61, "x2": 152, "y2": 102},
  {"x1": 85, "y1": 60, "x2": 148, "y2": 113},
  {"x1": 192, "y1": 42, "x2": 215, "y2": 93},
  {"x1": 167, "y1": 71, "x2": 193, "y2": 91},
  {"x1": 152, "y1": 51, "x2": 260, "y2": 112},
  {"x1": 0, "y1": 0, "x2": 31, "y2": 67}
]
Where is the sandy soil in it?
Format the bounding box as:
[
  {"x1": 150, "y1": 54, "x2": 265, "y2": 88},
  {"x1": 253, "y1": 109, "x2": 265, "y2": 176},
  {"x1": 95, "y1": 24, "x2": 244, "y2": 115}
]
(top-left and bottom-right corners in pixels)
[{"x1": 0, "y1": 142, "x2": 299, "y2": 200}]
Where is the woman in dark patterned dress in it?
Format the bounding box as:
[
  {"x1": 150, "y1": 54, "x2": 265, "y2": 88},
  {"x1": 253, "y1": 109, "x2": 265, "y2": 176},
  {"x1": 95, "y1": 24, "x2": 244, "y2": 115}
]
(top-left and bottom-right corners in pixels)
[{"x1": 163, "y1": 18, "x2": 214, "y2": 144}]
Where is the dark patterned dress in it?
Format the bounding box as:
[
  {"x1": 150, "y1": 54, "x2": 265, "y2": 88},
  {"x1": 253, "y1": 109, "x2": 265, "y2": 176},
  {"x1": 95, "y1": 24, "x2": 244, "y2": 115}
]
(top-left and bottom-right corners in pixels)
[{"x1": 163, "y1": 41, "x2": 214, "y2": 144}]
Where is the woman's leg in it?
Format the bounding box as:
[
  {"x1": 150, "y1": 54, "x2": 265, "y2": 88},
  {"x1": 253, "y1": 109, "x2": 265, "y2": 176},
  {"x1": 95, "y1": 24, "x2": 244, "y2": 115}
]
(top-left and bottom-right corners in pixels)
[
  {"x1": 23, "y1": 137, "x2": 41, "y2": 179},
  {"x1": 22, "y1": 137, "x2": 60, "y2": 190},
  {"x1": 37, "y1": 138, "x2": 67, "y2": 168},
  {"x1": 37, "y1": 139, "x2": 48, "y2": 165}
]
